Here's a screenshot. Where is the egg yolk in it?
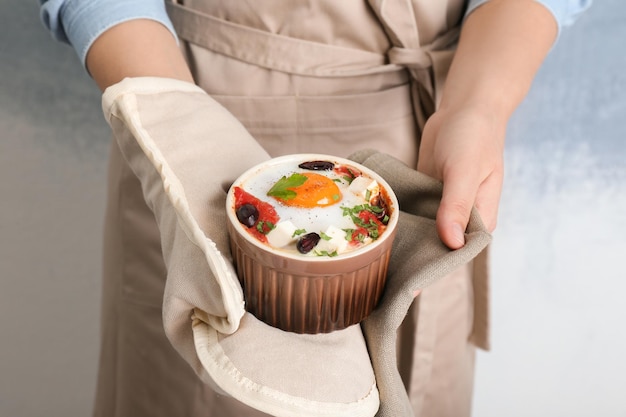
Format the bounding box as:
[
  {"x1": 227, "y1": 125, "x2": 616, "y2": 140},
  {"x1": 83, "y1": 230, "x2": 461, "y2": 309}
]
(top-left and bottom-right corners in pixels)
[{"x1": 282, "y1": 172, "x2": 342, "y2": 208}]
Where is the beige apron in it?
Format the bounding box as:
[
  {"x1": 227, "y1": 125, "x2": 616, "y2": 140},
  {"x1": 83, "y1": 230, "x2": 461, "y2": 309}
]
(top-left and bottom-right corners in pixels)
[{"x1": 94, "y1": 1, "x2": 489, "y2": 416}]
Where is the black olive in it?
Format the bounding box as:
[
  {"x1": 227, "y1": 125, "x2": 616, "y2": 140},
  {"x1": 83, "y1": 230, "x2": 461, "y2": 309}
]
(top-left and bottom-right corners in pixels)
[
  {"x1": 298, "y1": 160, "x2": 335, "y2": 171},
  {"x1": 236, "y1": 203, "x2": 259, "y2": 228},
  {"x1": 371, "y1": 196, "x2": 389, "y2": 225},
  {"x1": 296, "y1": 232, "x2": 321, "y2": 254}
]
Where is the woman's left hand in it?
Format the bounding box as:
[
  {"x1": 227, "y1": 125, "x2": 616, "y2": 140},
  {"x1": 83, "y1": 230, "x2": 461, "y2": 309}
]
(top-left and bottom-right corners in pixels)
[
  {"x1": 416, "y1": 0, "x2": 558, "y2": 250},
  {"x1": 417, "y1": 105, "x2": 506, "y2": 250}
]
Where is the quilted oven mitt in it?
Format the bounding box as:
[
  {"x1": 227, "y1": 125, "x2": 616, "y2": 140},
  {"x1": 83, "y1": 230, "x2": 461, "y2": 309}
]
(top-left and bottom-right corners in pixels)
[
  {"x1": 102, "y1": 77, "x2": 491, "y2": 417},
  {"x1": 103, "y1": 77, "x2": 379, "y2": 417}
]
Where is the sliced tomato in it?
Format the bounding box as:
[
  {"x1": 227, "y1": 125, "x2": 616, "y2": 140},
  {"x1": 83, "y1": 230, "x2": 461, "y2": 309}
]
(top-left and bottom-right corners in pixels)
[
  {"x1": 357, "y1": 210, "x2": 386, "y2": 239},
  {"x1": 333, "y1": 164, "x2": 362, "y2": 181},
  {"x1": 233, "y1": 187, "x2": 280, "y2": 243}
]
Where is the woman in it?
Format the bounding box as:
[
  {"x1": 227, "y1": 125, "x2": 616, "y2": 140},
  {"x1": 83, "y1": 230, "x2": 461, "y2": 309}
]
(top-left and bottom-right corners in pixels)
[{"x1": 40, "y1": 0, "x2": 590, "y2": 416}]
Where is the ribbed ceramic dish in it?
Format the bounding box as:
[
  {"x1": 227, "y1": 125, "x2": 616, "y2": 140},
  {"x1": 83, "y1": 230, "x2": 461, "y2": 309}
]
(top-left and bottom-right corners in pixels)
[{"x1": 226, "y1": 154, "x2": 399, "y2": 334}]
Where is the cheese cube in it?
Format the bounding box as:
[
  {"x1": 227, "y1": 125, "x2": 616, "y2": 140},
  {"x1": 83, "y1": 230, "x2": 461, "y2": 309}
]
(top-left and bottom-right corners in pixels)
[
  {"x1": 266, "y1": 221, "x2": 299, "y2": 248},
  {"x1": 348, "y1": 176, "x2": 379, "y2": 201},
  {"x1": 315, "y1": 225, "x2": 349, "y2": 255}
]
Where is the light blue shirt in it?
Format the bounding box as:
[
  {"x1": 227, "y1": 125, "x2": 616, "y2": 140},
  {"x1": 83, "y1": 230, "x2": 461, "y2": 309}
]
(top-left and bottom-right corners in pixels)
[
  {"x1": 39, "y1": 0, "x2": 176, "y2": 67},
  {"x1": 40, "y1": 0, "x2": 592, "y2": 69}
]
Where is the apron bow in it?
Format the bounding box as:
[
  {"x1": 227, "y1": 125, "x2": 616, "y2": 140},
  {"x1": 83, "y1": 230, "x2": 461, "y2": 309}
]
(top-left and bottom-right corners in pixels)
[{"x1": 388, "y1": 46, "x2": 433, "y2": 70}]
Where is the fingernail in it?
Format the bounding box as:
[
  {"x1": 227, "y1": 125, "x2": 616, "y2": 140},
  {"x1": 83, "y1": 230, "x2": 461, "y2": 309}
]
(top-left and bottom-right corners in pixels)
[{"x1": 452, "y1": 223, "x2": 465, "y2": 247}]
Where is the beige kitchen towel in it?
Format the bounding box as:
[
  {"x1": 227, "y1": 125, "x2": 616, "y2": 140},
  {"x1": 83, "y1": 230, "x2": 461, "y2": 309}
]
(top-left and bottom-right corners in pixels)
[{"x1": 352, "y1": 149, "x2": 492, "y2": 417}]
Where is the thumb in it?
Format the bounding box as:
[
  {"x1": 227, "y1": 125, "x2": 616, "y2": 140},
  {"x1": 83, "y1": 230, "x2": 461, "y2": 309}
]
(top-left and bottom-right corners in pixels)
[{"x1": 436, "y1": 167, "x2": 479, "y2": 250}]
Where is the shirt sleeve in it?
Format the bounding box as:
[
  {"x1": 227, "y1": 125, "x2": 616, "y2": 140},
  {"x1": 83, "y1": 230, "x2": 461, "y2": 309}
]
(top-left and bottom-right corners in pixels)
[
  {"x1": 465, "y1": 0, "x2": 593, "y2": 31},
  {"x1": 39, "y1": 0, "x2": 177, "y2": 69}
]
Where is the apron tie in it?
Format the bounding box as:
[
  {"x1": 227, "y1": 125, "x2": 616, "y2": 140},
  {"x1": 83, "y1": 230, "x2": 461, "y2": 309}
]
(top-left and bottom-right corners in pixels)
[
  {"x1": 387, "y1": 24, "x2": 460, "y2": 93},
  {"x1": 368, "y1": 0, "x2": 461, "y2": 131},
  {"x1": 388, "y1": 46, "x2": 433, "y2": 70},
  {"x1": 388, "y1": 45, "x2": 437, "y2": 120}
]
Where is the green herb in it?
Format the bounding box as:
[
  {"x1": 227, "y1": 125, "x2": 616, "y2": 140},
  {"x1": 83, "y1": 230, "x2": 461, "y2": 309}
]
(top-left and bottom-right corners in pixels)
[
  {"x1": 256, "y1": 220, "x2": 276, "y2": 235},
  {"x1": 267, "y1": 173, "x2": 308, "y2": 200},
  {"x1": 340, "y1": 204, "x2": 384, "y2": 241},
  {"x1": 342, "y1": 228, "x2": 355, "y2": 241},
  {"x1": 342, "y1": 175, "x2": 354, "y2": 184},
  {"x1": 314, "y1": 250, "x2": 338, "y2": 257},
  {"x1": 365, "y1": 189, "x2": 371, "y2": 201},
  {"x1": 332, "y1": 194, "x2": 340, "y2": 201},
  {"x1": 292, "y1": 228, "x2": 307, "y2": 237},
  {"x1": 342, "y1": 203, "x2": 383, "y2": 217},
  {"x1": 341, "y1": 204, "x2": 367, "y2": 221},
  {"x1": 320, "y1": 232, "x2": 332, "y2": 241},
  {"x1": 352, "y1": 217, "x2": 366, "y2": 228}
]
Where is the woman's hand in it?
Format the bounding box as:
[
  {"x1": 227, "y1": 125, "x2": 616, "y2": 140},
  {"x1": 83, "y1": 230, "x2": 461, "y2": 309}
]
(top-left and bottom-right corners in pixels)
[
  {"x1": 418, "y1": 0, "x2": 558, "y2": 249},
  {"x1": 418, "y1": 106, "x2": 506, "y2": 249}
]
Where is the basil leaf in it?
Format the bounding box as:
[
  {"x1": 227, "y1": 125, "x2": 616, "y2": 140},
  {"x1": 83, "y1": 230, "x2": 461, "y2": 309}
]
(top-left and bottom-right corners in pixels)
[{"x1": 267, "y1": 173, "x2": 308, "y2": 200}]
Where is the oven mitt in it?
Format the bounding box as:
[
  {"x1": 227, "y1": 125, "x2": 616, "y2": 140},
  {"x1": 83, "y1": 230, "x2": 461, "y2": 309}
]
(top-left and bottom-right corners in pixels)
[
  {"x1": 102, "y1": 77, "x2": 379, "y2": 417},
  {"x1": 351, "y1": 149, "x2": 491, "y2": 417},
  {"x1": 102, "y1": 77, "x2": 491, "y2": 417}
]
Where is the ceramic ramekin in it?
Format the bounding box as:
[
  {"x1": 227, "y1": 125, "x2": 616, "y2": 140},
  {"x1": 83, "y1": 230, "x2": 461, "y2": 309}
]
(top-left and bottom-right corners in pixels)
[{"x1": 226, "y1": 154, "x2": 399, "y2": 334}]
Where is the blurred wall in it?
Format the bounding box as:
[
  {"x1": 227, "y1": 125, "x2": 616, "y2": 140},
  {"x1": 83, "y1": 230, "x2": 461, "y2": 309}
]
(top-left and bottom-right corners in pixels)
[
  {"x1": 0, "y1": 1, "x2": 109, "y2": 415},
  {"x1": 472, "y1": 1, "x2": 626, "y2": 416},
  {"x1": 1, "y1": 1, "x2": 624, "y2": 416}
]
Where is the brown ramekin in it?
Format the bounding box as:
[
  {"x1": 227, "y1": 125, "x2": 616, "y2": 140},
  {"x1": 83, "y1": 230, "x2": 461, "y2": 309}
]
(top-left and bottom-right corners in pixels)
[{"x1": 226, "y1": 154, "x2": 399, "y2": 334}]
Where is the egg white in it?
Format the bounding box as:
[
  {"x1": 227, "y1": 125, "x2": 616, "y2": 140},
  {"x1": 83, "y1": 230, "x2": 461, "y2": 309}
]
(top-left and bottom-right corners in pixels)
[{"x1": 240, "y1": 163, "x2": 369, "y2": 240}]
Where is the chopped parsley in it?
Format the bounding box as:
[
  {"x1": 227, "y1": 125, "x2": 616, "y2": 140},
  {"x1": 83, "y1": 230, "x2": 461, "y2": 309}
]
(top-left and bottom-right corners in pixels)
[
  {"x1": 342, "y1": 228, "x2": 355, "y2": 240},
  {"x1": 256, "y1": 220, "x2": 276, "y2": 235},
  {"x1": 314, "y1": 249, "x2": 338, "y2": 257},
  {"x1": 320, "y1": 232, "x2": 332, "y2": 241},
  {"x1": 341, "y1": 204, "x2": 385, "y2": 241}
]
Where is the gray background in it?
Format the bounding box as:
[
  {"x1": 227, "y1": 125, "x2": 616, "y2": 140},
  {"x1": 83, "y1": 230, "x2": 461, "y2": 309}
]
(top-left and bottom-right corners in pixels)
[{"x1": 1, "y1": 0, "x2": 624, "y2": 416}]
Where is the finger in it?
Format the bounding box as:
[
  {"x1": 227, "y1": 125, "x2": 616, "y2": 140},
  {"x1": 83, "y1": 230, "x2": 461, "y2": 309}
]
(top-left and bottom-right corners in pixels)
[{"x1": 436, "y1": 167, "x2": 480, "y2": 250}]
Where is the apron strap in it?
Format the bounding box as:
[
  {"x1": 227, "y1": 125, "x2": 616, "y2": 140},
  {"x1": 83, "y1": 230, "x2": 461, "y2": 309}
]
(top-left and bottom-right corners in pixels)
[{"x1": 166, "y1": 2, "x2": 402, "y2": 78}]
